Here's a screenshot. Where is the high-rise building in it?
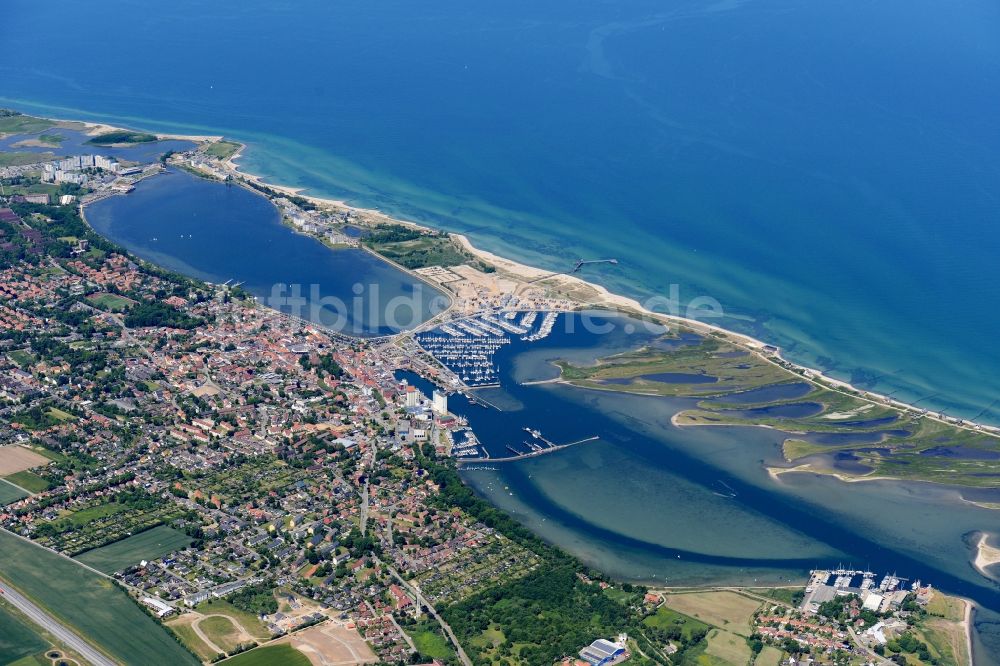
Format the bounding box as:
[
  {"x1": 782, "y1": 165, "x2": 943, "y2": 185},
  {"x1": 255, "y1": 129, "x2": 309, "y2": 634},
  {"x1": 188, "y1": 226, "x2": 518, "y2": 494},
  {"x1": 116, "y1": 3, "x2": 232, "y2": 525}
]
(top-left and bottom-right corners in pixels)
[
  {"x1": 405, "y1": 386, "x2": 419, "y2": 408},
  {"x1": 432, "y1": 391, "x2": 448, "y2": 415}
]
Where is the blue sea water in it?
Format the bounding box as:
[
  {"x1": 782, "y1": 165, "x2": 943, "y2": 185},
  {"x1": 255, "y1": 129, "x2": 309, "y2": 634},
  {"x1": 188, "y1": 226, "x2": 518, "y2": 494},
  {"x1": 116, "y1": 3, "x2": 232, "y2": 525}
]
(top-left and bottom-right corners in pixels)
[
  {"x1": 2, "y1": 0, "x2": 999, "y2": 422},
  {"x1": 4, "y1": 1, "x2": 1000, "y2": 658}
]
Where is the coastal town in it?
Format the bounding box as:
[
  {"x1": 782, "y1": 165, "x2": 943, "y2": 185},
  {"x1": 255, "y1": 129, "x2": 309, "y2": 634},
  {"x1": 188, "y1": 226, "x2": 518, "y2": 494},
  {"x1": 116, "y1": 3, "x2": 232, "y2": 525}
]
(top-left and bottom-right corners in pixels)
[{"x1": 0, "y1": 109, "x2": 985, "y2": 666}]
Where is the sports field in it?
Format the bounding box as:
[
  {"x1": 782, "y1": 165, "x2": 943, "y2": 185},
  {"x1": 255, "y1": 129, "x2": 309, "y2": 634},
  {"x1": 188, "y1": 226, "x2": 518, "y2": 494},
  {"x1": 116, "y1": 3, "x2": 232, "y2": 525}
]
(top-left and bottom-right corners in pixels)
[
  {"x1": 86, "y1": 292, "x2": 136, "y2": 312},
  {"x1": 0, "y1": 602, "x2": 49, "y2": 664},
  {"x1": 75, "y1": 525, "x2": 193, "y2": 573},
  {"x1": 0, "y1": 478, "x2": 29, "y2": 505},
  {"x1": 0, "y1": 529, "x2": 198, "y2": 665}
]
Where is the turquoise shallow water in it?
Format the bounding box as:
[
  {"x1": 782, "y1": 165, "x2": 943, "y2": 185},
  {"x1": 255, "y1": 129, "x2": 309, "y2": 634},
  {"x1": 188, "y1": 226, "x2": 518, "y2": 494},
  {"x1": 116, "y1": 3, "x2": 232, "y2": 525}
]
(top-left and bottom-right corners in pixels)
[
  {"x1": 3, "y1": 0, "x2": 999, "y2": 422},
  {"x1": 5, "y1": 2, "x2": 1000, "y2": 652}
]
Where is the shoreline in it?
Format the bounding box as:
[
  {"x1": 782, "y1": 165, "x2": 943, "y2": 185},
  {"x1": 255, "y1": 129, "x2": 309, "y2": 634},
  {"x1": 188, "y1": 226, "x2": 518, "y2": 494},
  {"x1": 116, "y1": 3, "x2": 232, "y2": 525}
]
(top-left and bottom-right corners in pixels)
[
  {"x1": 2, "y1": 108, "x2": 987, "y2": 659},
  {"x1": 13, "y1": 110, "x2": 1000, "y2": 451},
  {"x1": 973, "y1": 533, "x2": 1000, "y2": 580}
]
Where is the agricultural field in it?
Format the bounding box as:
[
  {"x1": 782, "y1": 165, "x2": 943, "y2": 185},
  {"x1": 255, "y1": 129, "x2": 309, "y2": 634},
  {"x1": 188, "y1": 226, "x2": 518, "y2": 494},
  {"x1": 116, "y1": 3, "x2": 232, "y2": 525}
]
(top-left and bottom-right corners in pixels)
[
  {"x1": 0, "y1": 479, "x2": 29, "y2": 505},
  {"x1": 0, "y1": 602, "x2": 49, "y2": 665},
  {"x1": 704, "y1": 626, "x2": 753, "y2": 664},
  {"x1": 0, "y1": 445, "x2": 51, "y2": 475},
  {"x1": 75, "y1": 525, "x2": 193, "y2": 574},
  {"x1": 754, "y1": 645, "x2": 783, "y2": 666},
  {"x1": 3, "y1": 470, "x2": 50, "y2": 494},
  {"x1": 30, "y1": 444, "x2": 68, "y2": 465},
  {"x1": 0, "y1": 529, "x2": 199, "y2": 665},
  {"x1": 86, "y1": 292, "x2": 136, "y2": 312},
  {"x1": 662, "y1": 591, "x2": 762, "y2": 637},
  {"x1": 219, "y1": 643, "x2": 311, "y2": 666}
]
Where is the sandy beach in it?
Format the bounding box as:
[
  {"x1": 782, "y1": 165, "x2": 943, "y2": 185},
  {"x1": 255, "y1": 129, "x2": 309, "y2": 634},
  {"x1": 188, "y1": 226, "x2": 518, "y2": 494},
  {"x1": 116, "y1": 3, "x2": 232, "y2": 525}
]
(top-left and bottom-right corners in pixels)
[
  {"x1": 974, "y1": 533, "x2": 1000, "y2": 579},
  {"x1": 30, "y1": 111, "x2": 1000, "y2": 447}
]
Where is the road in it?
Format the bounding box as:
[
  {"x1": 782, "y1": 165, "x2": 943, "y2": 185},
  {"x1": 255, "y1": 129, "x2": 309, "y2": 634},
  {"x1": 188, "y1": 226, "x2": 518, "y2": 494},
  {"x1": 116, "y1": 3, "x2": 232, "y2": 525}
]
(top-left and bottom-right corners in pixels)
[
  {"x1": 0, "y1": 580, "x2": 117, "y2": 666},
  {"x1": 377, "y1": 558, "x2": 473, "y2": 666},
  {"x1": 847, "y1": 625, "x2": 893, "y2": 665}
]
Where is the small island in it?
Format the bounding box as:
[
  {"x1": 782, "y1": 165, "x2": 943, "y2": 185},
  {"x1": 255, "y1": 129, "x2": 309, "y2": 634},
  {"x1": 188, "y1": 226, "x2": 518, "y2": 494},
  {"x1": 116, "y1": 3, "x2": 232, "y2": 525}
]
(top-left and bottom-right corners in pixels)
[{"x1": 87, "y1": 129, "x2": 159, "y2": 145}]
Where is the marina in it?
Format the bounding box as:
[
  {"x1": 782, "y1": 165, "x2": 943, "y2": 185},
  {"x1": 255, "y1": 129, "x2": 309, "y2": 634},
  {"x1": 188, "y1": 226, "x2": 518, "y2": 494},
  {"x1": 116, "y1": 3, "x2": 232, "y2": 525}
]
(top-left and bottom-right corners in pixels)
[{"x1": 415, "y1": 310, "x2": 558, "y2": 387}]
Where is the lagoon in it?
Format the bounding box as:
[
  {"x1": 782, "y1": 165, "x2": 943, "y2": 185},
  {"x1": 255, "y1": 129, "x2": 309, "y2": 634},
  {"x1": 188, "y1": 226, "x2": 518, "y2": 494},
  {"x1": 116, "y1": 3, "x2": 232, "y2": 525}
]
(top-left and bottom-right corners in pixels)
[
  {"x1": 84, "y1": 169, "x2": 447, "y2": 336},
  {"x1": 0, "y1": 127, "x2": 193, "y2": 163},
  {"x1": 3, "y1": 0, "x2": 1000, "y2": 423},
  {"x1": 402, "y1": 312, "x2": 1000, "y2": 659}
]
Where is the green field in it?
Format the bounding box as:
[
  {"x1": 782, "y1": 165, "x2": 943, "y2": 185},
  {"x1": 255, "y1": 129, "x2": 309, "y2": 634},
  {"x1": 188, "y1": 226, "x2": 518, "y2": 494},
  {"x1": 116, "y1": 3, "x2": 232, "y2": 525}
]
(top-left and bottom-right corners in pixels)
[
  {"x1": 363, "y1": 224, "x2": 484, "y2": 270},
  {"x1": 0, "y1": 152, "x2": 58, "y2": 167},
  {"x1": 86, "y1": 130, "x2": 157, "y2": 145},
  {"x1": 194, "y1": 599, "x2": 271, "y2": 640},
  {"x1": 201, "y1": 616, "x2": 243, "y2": 653},
  {"x1": 0, "y1": 479, "x2": 29, "y2": 505},
  {"x1": 754, "y1": 645, "x2": 783, "y2": 666},
  {"x1": 0, "y1": 529, "x2": 198, "y2": 665},
  {"x1": 7, "y1": 349, "x2": 35, "y2": 367},
  {"x1": 86, "y1": 292, "x2": 136, "y2": 312},
  {"x1": 3, "y1": 471, "x2": 50, "y2": 494},
  {"x1": 45, "y1": 407, "x2": 75, "y2": 423},
  {"x1": 75, "y1": 525, "x2": 193, "y2": 574},
  {"x1": 30, "y1": 446, "x2": 67, "y2": 465},
  {"x1": 0, "y1": 112, "x2": 55, "y2": 135},
  {"x1": 220, "y1": 644, "x2": 311, "y2": 666},
  {"x1": 204, "y1": 140, "x2": 242, "y2": 160},
  {"x1": 36, "y1": 133, "x2": 64, "y2": 146},
  {"x1": 168, "y1": 621, "x2": 221, "y2": 663},
  {"x1": 408, "y1": 621, "x2": 454, "y2": 660},
  {"x1": 642, "y1": 605, "x2": 711, "y2": 641},
  {"x1": 0, "y1": 602, "x2": 49, "y2": 664}
]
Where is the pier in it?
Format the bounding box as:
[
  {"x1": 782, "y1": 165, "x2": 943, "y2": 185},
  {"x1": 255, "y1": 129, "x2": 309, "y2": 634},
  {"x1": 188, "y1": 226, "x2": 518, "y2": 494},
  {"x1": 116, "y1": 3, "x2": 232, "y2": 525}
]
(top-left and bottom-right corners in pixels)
[
  {"x1": 456, "y1": 435, "x2": 599, "y2": 464},
  {"x1": 414, "y1": 310, "x2": 559, "y2": 387}
]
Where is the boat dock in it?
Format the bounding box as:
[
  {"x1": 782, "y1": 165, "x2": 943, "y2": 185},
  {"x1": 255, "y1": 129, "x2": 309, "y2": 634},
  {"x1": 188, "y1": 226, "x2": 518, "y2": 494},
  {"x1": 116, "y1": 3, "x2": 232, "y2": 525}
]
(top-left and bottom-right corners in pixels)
[
  {"x1": 456, "y1": 435, "x2": 599, "y2": 464},
  {"x1": 414, "y1": 310, "x2": 559, "y2": 387}
]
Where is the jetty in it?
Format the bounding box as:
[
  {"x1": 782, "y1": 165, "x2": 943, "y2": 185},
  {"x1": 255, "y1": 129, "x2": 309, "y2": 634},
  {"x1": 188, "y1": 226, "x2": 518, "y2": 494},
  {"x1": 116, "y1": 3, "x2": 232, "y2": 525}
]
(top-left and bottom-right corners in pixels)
[{"x1": 456, "y1": 435, "x2": 599, "y2": 465}]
